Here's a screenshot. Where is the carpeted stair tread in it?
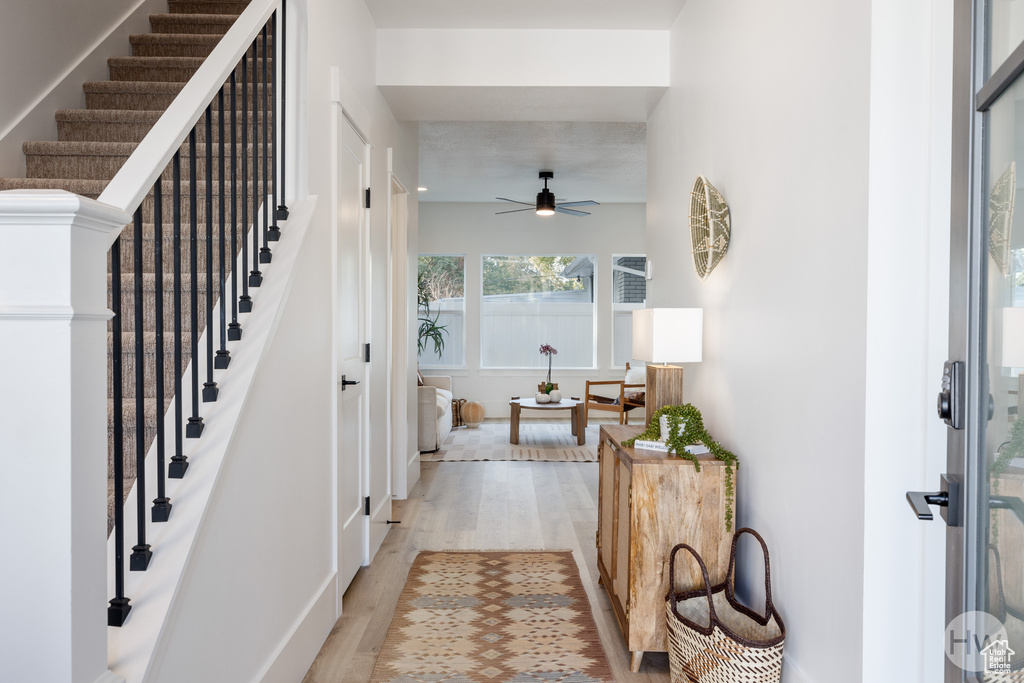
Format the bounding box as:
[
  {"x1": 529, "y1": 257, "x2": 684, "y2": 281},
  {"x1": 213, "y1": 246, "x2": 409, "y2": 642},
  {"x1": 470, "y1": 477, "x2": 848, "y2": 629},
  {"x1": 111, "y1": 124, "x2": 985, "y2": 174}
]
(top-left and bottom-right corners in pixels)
[
  {"x1": 57, "y1": 108, "x2": 271, "y2": 143},
  {"x1": 84, "y1": 80, "x2": 268, "y2": 111},
  {"x1": 169, "y1": 0, "x2": 248, "y2": 15},
  {"x1": 83, "y1": 80, "x2": 183, "y2": 110},
  {"x1": 130, "y1": 32, "x2": 270, "y2": 58},
  {"x1": 150, "y1": 13, "x2": 237, "y2": 35},
  {"x1": 108, "y1": 330, "x2": 198, "y2": 400},
  {"x1": 107, "y1": 55, "x2": 272, "y2": 83},
  {"x1": 24, "y1": 140, "x2": 271, "y2": 181},
  {"x1": 131, "y1": 33, "x2": 224, "y2": 58},
  {"x1": 108, "y1": 56, "x2": 207, "y2": 83}
]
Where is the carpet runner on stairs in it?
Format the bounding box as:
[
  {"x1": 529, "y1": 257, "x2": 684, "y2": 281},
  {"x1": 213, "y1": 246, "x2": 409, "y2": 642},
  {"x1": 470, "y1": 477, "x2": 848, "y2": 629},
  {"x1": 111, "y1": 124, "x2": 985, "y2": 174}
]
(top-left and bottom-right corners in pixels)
[{"x1": 0, "y1": 0, "x2": 267, "y2": 529}]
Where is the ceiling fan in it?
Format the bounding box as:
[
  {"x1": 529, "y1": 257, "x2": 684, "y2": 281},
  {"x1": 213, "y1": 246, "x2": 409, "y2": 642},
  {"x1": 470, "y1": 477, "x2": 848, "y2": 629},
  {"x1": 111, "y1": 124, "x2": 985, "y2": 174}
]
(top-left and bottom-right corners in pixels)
[{"x1": 496, "y1": 171, "x2": 600, "y2": 217}]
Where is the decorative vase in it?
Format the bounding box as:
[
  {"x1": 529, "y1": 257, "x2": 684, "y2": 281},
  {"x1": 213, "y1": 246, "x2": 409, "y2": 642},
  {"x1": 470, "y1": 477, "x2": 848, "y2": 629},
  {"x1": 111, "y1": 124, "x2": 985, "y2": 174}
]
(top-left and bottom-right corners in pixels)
[
  {"x1": 537, "y1": 382, "x2": 558, "y2": 394},
  {"x1": 462, "y1": 401, "x2": 485, "y2": 428},
  {"x1": 549, "y1": 390, "x2": 562, "y2": 403},
  {"x1": 535, "y1": 392, "x2": 551, "y2": 404}
]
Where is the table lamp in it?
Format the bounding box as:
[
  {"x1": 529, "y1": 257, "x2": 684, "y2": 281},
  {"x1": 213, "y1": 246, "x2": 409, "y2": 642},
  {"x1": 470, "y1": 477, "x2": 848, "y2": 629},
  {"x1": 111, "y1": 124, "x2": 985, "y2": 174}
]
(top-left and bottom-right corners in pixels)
[
  {"x1": 1002, "y1": 308, "x2": 1024, "y2": 418},
  {"x1": 632, "y1": 308, "x2": 703, "y2": 424}
]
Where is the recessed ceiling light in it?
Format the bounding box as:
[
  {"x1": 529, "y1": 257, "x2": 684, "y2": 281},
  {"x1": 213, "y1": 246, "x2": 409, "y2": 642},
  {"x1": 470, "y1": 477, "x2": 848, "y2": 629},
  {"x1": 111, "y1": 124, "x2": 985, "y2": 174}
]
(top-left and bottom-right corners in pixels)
[{"x1": 418, "y1": 187, "x2": 428, "y2": 192}]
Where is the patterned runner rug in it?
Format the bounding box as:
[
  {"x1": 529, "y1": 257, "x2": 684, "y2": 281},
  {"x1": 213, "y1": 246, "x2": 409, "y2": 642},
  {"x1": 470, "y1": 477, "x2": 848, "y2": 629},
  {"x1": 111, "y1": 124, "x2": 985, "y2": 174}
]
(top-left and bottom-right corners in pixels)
[
  {"x1": 370, "y1": 550, "x2": 614, "y2": 683},
  {"x1": 422, "y1": 422, "x2": 602, "y2": 462}
]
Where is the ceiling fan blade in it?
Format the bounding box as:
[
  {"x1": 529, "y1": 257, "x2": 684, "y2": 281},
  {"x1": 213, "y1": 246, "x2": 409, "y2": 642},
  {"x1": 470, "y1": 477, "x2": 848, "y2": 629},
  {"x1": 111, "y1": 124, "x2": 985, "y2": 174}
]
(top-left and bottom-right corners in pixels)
[
  {"x1": 554, "y1": 206, "x2": 591, "y2": 217},
  {"x1": 555, "y1": 200, "x2": 600, "y2": 208},
  {"x1": 496, "y1": 197, "x2": 535, "y2": 206},
  {"x1": 495, "y1": 207, "x2": 536, "y2": 215}
]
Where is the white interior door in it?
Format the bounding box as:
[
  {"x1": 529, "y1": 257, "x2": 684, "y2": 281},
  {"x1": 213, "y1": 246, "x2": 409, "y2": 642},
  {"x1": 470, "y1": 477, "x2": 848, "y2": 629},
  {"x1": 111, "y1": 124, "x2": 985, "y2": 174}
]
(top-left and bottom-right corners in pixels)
[{"x1": 337, "y1": 114, "x2": 368, "y2": 593}]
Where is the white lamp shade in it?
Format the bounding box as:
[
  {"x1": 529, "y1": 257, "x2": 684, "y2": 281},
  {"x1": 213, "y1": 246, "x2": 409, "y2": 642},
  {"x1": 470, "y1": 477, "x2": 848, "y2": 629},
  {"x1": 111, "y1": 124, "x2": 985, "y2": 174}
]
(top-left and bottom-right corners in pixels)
[
  {"x1": 632, "y1": 308, "x2": 703, "y2": 363},
  {"x1": 1003, "y1": 308, "x2": 1024, "y2": 367}
]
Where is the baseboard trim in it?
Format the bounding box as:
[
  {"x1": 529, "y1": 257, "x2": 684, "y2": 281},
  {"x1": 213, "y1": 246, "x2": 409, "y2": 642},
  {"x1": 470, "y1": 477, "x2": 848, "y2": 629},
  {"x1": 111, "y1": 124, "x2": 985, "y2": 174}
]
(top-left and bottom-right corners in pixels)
[
  {"x1": 93, "y1": 671, "x2": 126, "y2": 683},
  {"x1": 256, "y1": 573, "x2": 338, "y2": 683}
]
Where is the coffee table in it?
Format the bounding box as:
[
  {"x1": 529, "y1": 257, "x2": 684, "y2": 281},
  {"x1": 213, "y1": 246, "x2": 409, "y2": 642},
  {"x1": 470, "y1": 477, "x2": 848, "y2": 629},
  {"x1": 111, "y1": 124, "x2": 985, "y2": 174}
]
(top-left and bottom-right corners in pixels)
[{"x1": 509, "y1": 397, "x2": 585, "y2": 446}]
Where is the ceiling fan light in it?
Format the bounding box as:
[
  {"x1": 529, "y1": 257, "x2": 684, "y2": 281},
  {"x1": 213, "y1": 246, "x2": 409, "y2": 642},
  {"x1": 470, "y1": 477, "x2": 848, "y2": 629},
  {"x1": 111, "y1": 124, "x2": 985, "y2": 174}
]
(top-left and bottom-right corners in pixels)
[{"x1": 536, "y1": 188, "x2": 556, "y2": 216}]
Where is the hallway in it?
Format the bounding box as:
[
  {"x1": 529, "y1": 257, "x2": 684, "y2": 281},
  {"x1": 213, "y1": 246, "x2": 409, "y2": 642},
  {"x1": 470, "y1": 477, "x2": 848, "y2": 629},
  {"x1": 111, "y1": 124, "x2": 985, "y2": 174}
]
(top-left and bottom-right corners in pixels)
[{"x1": 302, "y1": 455, "x2": 671, "y2": 681}]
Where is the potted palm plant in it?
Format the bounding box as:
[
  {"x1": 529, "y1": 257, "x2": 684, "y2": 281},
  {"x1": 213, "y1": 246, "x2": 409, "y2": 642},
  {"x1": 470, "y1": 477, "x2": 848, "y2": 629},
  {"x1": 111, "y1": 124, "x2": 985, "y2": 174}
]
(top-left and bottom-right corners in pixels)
[{"x1": 417, "y1": 273, "x2": 448, "y2": 359}]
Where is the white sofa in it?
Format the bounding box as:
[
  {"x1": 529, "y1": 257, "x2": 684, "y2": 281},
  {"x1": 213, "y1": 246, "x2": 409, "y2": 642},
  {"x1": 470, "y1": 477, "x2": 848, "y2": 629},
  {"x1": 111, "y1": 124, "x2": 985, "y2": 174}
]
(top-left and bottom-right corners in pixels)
[{"x1": 418, "y1": 375, "x2": 453, "y2": 452}]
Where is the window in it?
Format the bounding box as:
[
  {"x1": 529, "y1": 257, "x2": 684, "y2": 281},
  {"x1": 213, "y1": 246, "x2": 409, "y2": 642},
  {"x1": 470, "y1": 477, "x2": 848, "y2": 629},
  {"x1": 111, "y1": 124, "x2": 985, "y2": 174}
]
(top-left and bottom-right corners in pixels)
[
  {"x1": 417, "y1": 255, "x2": 465, "y2": 367},
  {"x1": 481, "y1": 255, "x2": 596, "y2": 369},
  {"x1": 612, "y1": 255, "x2": 647, "y2": 367}
]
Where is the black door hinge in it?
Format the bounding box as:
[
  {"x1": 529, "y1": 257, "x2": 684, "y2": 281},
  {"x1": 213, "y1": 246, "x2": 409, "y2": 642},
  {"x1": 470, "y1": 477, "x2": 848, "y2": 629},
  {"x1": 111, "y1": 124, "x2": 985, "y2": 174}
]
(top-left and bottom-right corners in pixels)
[
  {"x1": 365, "y1": 188, "x2": 371, "y2": 209},
  {"x1": 364, "y1": 496, "x2": 370, "y2": 516},
  {"x1": 364, "y1": 342, "x2": 371, "y2": 362}
]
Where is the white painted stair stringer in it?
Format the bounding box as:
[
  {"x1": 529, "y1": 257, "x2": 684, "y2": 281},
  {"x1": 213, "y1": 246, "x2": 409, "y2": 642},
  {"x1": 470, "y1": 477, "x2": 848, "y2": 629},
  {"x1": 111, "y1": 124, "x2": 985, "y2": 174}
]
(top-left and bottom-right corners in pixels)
[{"x1": 106, "y1": 197, "x2": 317, "y2": 682}]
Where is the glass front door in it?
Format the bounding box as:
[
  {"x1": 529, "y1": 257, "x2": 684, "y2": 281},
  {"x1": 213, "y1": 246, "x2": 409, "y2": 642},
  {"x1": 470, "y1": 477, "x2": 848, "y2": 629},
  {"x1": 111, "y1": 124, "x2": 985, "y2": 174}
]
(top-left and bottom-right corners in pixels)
[{"x1": 946, "y1": 1, "x2": 1024, "y2": 680}]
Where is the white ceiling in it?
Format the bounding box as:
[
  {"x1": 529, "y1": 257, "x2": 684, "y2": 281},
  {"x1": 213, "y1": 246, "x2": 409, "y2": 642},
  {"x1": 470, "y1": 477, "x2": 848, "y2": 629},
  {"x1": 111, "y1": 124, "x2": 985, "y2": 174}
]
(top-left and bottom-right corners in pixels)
[
  {"x1": 365, "y1": 0, "x2": 687, "y2": 30},
  {"x1": 417, "y1": 121, "x2": 647, "y2": 204}
]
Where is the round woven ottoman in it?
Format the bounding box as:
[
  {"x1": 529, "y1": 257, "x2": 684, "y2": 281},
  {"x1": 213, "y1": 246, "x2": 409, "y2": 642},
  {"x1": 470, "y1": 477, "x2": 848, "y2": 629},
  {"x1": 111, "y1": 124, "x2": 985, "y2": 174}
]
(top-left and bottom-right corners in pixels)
[{"x1": 461, "y1": 401, "x2": 485, "y2": 429}]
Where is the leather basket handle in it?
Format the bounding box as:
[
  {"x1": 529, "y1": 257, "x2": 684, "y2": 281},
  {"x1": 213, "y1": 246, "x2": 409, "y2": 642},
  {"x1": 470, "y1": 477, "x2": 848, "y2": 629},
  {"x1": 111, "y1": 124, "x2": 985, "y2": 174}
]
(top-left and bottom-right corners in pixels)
[
  {"x1": 668, "y1": 542, "x2": 717, "y2": 629},
  {"x1": 725, "y1": 527, "x2": 775, "y2": 621}
]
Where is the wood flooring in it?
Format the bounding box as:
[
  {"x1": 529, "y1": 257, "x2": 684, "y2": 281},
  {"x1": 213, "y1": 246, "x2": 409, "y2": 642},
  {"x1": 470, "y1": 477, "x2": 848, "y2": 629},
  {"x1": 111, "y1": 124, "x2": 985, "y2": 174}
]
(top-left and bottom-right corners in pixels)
[{"x1": 302, "y1": 458, "x2": 672, "y2": 682}]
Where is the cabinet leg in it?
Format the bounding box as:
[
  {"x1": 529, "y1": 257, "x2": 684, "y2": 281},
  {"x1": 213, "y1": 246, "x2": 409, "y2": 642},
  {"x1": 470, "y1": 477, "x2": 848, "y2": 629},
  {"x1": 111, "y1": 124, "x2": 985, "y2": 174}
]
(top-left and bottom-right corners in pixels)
[{"x1": 629, "y1": 651, "x2": 644, "y2": 673}]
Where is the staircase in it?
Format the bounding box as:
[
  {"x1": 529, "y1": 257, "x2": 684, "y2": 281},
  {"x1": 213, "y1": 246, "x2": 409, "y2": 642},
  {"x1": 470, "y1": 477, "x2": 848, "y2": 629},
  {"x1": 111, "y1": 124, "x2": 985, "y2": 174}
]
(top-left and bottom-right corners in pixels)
[{"x1": 0, "y1": 0, "x2": 263, "y2": 526}]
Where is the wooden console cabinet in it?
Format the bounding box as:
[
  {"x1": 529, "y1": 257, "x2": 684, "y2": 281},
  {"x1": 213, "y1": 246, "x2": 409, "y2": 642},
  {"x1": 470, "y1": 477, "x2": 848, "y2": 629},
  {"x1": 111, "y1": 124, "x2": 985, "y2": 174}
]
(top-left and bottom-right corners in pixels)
[{"x1": 596, "y1": 425, "x2": 736, "y2": 673}]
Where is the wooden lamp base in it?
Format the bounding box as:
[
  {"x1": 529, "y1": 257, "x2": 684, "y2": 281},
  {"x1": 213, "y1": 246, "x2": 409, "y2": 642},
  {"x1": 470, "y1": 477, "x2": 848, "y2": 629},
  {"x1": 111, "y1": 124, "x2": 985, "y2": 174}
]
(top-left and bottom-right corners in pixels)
[{"x1": 645, "y1": 364, "x2": 686, "y2": 425}]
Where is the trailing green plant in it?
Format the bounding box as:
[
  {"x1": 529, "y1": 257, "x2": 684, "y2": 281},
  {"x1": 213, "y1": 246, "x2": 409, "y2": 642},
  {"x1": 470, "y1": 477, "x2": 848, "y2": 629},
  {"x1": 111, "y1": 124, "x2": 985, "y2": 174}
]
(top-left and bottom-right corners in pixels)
[
  {"x1": 623, "y1": 403, "x2": 738, "y2": 531},
  {"x1": 417, "y1": 272, "x2": 448, "y2": 359}
]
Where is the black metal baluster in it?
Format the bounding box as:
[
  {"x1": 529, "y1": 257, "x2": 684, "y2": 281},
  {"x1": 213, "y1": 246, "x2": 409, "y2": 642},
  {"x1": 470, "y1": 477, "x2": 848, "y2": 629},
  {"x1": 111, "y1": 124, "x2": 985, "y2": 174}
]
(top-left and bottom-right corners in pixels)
[
  {"x1": 228, "y1": 69, "x2": 242, "y2": 340},
  {"x1": 216, "y1": 88, "x2": 232, "y2": 366},
  {"x1": 108, "y1": 235, "x2": 131, "y2": 626},
  {"x1": 276, "y1": 0, "x2": 288, "y2": 221},
  {"x1": 152, "y1": 180, "x2": 171, "y2": 522},
  {"x1": 249, "y1": 39, "x2": 263, "y2": 288},
  {"x1": 130, "y1": 207, "x2": 152, "y2": 571},
  {"x1": 203, "y1": 105, "x2": 218, "y2": 402},
  {"x1": 268, "y1": 11, "x2": 281, "y2": 242},
  {"x1": 239, "y1": 51, "x2": 253, "y2": 312},
  {"x1": 258, "y1": 24, "x2": 270, "y2": 260},
  {"x1": 186, "y1": 128, "x2": 204, "y2": 437},
  {"x1": 259, "y1": 24, "x2": 272, "y2": 264},
  {"x1": 170, "y1": 151, "x2": 189, "y2": 476}
]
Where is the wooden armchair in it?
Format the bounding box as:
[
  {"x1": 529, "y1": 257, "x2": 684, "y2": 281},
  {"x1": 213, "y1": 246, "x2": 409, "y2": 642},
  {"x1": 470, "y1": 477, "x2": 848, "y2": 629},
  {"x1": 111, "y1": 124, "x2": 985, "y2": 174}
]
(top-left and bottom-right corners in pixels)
[{"x1": 582, "y1": 362, "x2": 646, "y2": 428}]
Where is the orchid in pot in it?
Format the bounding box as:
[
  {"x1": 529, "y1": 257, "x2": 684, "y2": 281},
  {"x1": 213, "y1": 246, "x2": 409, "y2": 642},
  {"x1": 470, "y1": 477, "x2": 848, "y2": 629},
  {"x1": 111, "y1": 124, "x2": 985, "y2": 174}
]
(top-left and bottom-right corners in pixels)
[{"x1": 539, "y1": 344, "x2": 558, "y2": 393}]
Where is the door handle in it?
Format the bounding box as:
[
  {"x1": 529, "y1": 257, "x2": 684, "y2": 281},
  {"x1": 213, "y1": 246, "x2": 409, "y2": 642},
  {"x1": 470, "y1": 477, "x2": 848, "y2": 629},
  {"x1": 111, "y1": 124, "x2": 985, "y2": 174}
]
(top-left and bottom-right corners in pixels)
[
  {"x1": 341, "y1": 375, "x2": 360, "y2": 390},
  {"x1": 906, "y1": 474, "x2": 961, "y2": 526},
  {"x1": 991, "y1": 495, "x2": 1024, "y2": 525}
]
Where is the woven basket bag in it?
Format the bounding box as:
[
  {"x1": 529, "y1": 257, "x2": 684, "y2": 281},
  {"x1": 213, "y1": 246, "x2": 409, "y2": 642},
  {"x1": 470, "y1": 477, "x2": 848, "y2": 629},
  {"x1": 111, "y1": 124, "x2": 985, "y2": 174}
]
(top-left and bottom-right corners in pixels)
[{"x1": 666, "y1": 528, "x2": 786, "y2": 683}]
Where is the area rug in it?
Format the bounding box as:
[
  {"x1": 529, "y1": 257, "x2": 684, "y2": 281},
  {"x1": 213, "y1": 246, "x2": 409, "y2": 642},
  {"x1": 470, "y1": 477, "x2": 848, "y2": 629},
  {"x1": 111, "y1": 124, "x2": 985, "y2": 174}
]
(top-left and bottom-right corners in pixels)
[
  {"x1": 422, "y1": 422, "x2": 602, "y2": 462},
  {"x1": 369, "y1": 550, "x2": 614, "y2": 683}
]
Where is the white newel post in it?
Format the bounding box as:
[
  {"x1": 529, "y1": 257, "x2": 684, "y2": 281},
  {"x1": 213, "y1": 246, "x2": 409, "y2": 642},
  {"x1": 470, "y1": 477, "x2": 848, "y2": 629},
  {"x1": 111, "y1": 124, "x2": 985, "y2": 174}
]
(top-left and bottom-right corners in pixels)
[{"x1": 0, "y1": 191, "x2": 130, "y2": 683}]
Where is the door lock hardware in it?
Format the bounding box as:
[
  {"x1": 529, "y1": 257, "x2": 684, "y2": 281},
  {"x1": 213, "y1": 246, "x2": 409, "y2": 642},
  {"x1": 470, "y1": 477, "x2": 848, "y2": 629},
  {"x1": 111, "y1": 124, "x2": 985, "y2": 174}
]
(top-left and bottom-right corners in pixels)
[
  {"x1": 937, "y1": 361, "x2": 964, "y2": 429},
  {"x1": 906, "y1": 474, "x2": 961, "y2": 526},
  {"x1": 341, "y1": 375, "x2": 360, "y2": 390}
]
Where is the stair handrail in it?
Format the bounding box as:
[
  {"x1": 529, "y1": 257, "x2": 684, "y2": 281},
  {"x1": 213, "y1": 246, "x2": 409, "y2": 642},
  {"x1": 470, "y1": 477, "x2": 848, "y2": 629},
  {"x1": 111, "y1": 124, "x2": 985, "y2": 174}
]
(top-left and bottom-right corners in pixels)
[{"x1": 98, "y1": 0, "x2": 280, "y2": 215}]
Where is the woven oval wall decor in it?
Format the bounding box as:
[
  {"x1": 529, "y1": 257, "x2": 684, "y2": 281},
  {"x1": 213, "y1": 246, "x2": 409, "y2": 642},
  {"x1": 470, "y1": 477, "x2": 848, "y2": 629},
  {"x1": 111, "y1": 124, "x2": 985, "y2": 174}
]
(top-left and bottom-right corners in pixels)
[{"x1": 689, "y1": 175, "x2": 731, "y2": 280}]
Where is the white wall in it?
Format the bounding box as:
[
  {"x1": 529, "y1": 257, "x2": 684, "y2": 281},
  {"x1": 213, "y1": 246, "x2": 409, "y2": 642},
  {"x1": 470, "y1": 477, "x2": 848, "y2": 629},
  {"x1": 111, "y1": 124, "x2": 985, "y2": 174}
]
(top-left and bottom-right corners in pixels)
[
  {"x1": 418, "y1": 202, "x2": 644, "y2": 417},
  {"x1": 0, "y1": 0, "x2": 167, "y2": 176},
  {"x1": 646, "y1": 1, "x2": 871, "y2": 681},
  {"x1": 862, "y1": 1, "x2": 951, "y2": 680}
]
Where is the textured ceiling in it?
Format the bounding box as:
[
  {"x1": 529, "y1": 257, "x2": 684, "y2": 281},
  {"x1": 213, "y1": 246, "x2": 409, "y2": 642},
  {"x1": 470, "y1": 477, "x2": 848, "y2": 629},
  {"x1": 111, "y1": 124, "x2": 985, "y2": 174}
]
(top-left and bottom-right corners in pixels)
[
  {"x1": 417, "y1": 121, "x2": 647, "y2": 203},
  {"x1": 365, "y1": 0, "x2": 687, "y2": 30}
]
